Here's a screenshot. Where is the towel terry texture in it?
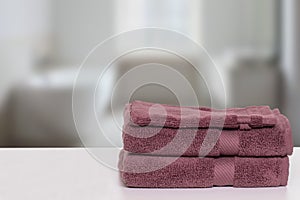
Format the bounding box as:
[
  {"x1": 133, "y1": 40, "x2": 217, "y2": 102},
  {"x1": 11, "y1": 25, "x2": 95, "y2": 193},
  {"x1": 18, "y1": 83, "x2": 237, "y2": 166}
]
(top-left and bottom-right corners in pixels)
[
  {"x1": 119, "y1": 150, "x2": 289, "y2": 188},
  {"x1": 119, "y1": 101, "x2": 293, "y2": 188},
  {"x1": 123, "y1": 101, "x2": 293, "y2": 157}
]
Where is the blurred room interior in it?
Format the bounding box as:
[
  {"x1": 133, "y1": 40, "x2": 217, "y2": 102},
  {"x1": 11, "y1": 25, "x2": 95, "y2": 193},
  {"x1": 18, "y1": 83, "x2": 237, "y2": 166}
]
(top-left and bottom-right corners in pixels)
[{"x1": 1, "y1": 0, "x2": 300, "y2": 147}]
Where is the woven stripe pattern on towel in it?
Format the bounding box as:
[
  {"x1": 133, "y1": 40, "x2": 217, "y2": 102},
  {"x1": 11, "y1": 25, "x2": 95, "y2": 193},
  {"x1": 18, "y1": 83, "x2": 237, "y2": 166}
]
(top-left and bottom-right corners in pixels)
[{"x1": 119, "y1": 101, "x2": 293, "y2": 188}]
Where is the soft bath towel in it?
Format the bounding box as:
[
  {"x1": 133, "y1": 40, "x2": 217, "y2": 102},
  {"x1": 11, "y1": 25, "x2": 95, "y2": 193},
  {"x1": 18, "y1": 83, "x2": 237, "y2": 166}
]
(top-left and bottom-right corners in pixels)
[
  {"x1": 123, "y1": 101, "x2": 293, "y2": 157},
  {"x1": 125, "y1": 101, "x2": 278, "y2": 128},
  {"x1": 119, "y1": 150, "x2": 289, "y2": 188}
]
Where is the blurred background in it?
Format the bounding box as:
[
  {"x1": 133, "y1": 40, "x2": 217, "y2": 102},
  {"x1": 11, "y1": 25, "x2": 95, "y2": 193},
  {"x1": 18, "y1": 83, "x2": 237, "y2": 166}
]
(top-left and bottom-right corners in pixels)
[{"x1": 1, "y1": 0, "x2": 299, "y2": 147}]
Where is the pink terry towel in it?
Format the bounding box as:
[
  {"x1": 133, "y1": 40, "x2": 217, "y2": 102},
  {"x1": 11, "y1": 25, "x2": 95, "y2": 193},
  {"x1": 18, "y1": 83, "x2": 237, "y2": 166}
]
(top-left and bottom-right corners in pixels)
[
  {"x1": 119, "y1": 150, "x2": 289, "y2": 188},
  {"x1": 123, "y1": 101, "x2": 293, "y2": 157}
]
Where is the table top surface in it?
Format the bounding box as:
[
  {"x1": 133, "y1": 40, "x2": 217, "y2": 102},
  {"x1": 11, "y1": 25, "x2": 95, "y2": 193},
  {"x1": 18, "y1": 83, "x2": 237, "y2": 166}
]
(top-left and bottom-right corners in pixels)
[{"x1": 0, "y1": 147, "x2": 298, "y2": 200}]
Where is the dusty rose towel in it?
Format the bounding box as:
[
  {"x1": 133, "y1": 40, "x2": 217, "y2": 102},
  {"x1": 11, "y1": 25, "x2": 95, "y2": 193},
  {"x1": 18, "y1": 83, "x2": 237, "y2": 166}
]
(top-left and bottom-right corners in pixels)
[
  {"x1": 119, "y1": 150, "x2": 289, "y2": 188},
  {"x1": 123, "y1": 101, "x2": 293, "y2": 157}
]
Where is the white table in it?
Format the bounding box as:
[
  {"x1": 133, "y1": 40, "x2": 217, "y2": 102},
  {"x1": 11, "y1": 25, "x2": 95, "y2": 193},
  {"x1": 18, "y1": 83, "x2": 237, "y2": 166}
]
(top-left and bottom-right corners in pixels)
[{"x1": 0, "y1": 148, "x2": 299, "y2": 200}]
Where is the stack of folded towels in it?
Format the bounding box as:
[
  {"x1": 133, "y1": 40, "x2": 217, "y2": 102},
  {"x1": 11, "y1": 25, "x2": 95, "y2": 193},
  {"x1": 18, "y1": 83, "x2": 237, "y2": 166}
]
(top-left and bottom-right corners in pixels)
[{"x1": 118, "y1": 100, "x2": 293, "y2": 188}]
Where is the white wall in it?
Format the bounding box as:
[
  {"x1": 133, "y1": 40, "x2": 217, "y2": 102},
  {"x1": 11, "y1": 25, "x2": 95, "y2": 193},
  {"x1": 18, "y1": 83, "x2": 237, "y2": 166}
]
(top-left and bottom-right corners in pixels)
[
  {"x1": 51, "y1": 0, "x2": 277, "y2": 64},
  {"x1": 199, "y1": 0, "x2": 277, "y2": 56},
  {"x1": 115, "y1": 0, "x2": 201, "y2": 42},
  {"x1": 52, "y1": 0, "x2": 114, "y2": 65}
]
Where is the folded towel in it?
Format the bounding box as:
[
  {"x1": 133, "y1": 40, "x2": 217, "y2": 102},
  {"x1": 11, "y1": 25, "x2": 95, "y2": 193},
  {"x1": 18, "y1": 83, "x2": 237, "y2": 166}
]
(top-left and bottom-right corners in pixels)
[
  {"x1": 123, "y1": 101, "x2": 293, "y2": 157},
  {"x1": 125, "y1": 101, "x2": 278, "y2": 128},
  {"x1": 119, "y1": 150, "x2": 289, "y2": 188}
]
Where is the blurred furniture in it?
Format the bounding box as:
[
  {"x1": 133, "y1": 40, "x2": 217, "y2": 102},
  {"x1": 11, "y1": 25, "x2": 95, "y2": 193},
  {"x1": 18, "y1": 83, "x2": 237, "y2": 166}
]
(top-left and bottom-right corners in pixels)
[
  {"x1": 7, "y1": 56, "x2": 281, "y2": 147},
  {"x1": 281, "y1": 0, "x2": 300, "y2": 146},
  {"x1": 112, "y1": 50, "x2": 210, "y2": 107},
  {"x1": 216, "y1": 50, "x2": 280, "y2": 108},
  {"x1": 8, "y1": 68, "x2": 81, "y2": 146}
]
